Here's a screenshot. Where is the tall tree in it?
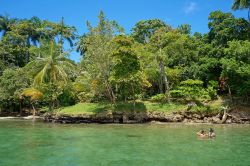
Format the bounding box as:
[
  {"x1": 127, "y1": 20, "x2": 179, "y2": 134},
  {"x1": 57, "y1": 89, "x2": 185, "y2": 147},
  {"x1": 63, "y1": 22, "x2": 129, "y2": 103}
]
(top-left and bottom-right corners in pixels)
[
  {"x1": 177, "y1": 24, "x2": 191, "y2": 35},
  {"x1": 0, "y1": 30, "x2": 28, "y2": 67},
  {"x1": 0, "y1": 68, "x2": 30, "y2": 112},
  {"x1": 149, "y1": 29, "x2": 198, "y2": 100},
  {"x1": 0, "y1": 14, "x2": 17, "y2": 37},
  {"x1": 77, "y1": 11, "x2": 123, "y2": 104},
  {"x1": 131, "y1": 19, "x2": 171, "y2": 44},
  {"x1": 111, "y1": 35, "x2": 141, "y2": 107},
  {"x1": 27, "y1": 17, "x2": 45, "y2": 46},
  {"x1": 208, "y1": 11, "x2": 250, "y2": 46},
  {"x1": 232, "y1": 0, "x2": 250, "y2": 21},
  {"x1": 46, "y1": 17, "x2": 76, "y2": 49},
  {"x1": 11, "y1": 17, "x2": 43, "y2": 63}
]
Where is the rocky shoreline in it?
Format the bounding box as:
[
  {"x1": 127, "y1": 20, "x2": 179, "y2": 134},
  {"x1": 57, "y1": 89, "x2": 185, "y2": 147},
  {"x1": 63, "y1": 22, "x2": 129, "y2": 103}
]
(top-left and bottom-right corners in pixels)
[{"x1": 44, "y1": 110, "x2": 250, "y2": 124}]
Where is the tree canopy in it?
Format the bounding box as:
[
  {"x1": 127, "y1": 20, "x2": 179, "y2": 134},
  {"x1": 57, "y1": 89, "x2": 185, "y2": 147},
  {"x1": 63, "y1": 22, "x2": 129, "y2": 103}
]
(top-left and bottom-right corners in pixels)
[{"x1": 0, "y1": 6, "x2": 249, "y2": 113}]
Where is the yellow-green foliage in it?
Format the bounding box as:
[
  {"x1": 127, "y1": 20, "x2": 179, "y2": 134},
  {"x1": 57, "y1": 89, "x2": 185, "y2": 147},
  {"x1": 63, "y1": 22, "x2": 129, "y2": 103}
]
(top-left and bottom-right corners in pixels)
[{"x1": 21, "y1": 88, "x2": 43, "y2": 101}]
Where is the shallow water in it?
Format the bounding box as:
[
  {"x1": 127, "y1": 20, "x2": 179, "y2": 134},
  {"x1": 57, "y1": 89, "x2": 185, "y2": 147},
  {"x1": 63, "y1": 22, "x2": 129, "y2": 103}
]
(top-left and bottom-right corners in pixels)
[{"x1": 0, "y1": 120, "x2": 250, "y2": 166}]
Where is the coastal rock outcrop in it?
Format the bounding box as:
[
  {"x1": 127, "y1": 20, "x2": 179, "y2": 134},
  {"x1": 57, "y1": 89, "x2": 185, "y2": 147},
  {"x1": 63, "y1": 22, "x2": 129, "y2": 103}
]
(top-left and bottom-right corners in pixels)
[{"x1": 44, "y1": 109, "x2": 250, "y2": 124}]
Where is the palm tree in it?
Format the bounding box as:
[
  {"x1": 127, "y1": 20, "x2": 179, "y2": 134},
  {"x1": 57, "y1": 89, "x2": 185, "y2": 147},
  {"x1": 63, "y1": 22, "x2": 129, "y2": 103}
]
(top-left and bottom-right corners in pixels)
[
  {"x1": 0, "y1": 14, "x2": 17, "y2": 36},
  {"x1": 45, "y1": 17, "x2": 76, "y2": 51},
  {"x1": 15, "y1": 17, "x2": 45, "y2": 64},
  {"x1": 232, "y1": 0, "x2": 250, "y2": 21},
  {"x1": 28, "y1": 17, "x2": 45, "y2": 46},
  {"x1": 27, "y1": 40, "x2": 76, "y2": 110},
  {"x1": 58, "y1": 17, "x2": 76, "y2": 47},
  {"x1": 21, "y1": 88, "x2": 43, "y2": 119}
]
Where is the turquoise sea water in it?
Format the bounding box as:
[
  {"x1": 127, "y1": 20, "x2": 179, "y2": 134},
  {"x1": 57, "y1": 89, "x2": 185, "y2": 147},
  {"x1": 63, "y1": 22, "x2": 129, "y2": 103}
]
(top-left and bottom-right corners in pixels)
[{"x1": 0, "y1": 120, "x2": 250, "y2": 166}]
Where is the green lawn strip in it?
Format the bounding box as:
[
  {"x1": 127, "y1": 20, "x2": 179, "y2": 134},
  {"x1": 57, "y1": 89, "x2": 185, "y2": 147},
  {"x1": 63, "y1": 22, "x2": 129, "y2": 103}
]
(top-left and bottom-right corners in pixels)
[
  {"x1": 55, "y1": 102, "x2": 112, "y2": 116},
  {"x1": 56, "y1": 100, "x2": 224, "y2": 116},
  {"x1": 56, "y1": 101, "x2": 188, "y2": 116},
  {"x1": 143, "y1": 101, "x2": 187, "y2": 112}
]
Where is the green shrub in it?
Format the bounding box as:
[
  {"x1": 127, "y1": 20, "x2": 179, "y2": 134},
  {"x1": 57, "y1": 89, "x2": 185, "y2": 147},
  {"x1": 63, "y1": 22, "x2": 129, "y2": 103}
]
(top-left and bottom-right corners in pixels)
[
  {"x1": 76, "y1": 92, "x2": 95, "y2": 102},
  {"x1": 170, "y1": 79, "x2": 218, "y2": 101},
  {"x1": 207, "y1": 80, "x2": 218, "y2": 100},
  {"x1": 189, "y1": 105, "x2": 208, "y2": 112},
  {"x1": 150, "y1": 94, "x2": 167, "y2": 102},
  {"x1": 170, "y1": 89, "x2": 184, "y2": 98},
  {"x1": 39, "y1": 106, "x2": 49, "y2": 113},
  {"x1": 180, "y1": 79, "x2": 203, "y2": 86}
]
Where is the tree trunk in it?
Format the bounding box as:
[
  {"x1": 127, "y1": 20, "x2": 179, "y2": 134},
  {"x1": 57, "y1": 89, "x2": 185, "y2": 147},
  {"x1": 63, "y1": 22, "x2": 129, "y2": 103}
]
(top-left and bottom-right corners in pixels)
[
  {"x1": 25, "y1": 38, "x2": 30, "y2": 65},
  {"x1": 48, "y1": 90, "x2": 54, "y2": 112},
  {"x1": 19, "y1": 101, "x2": 22, "y2": 115},
  {"x1": 159, "y1": 60, "x2": 170, "y2": 103},
  {"x1": 110, "y1": 88, "x2": 116, "y2": 105},
  {"x1": 228, "y1": 85, "x2": 233, "y2": 104},
  {"x1": 105, "y1": 81, "x2": 116, "y2": 105},
  {"x1": 49, "y1": 83, "x2": 57, "y2": 111},
  {"x1": 115, "y1": 84, "x2": 118, "y2": 98},
  {"x1": 248, "y1": 7, "x2": 250, "y2": 22},
  {"x1": 159, "y1": 60, "x2": 164, "y2": 93},
  {"x1": 221, "y1": 109, "x2": 228, "y2": 124},
  {"x1": 164, "y1": 74, "x2": 171, "y2": 103},
  {"x1": 131, "y1": 82, "x2": 136, "y2": 111},
  {"x1": 31, "y1": 103, "x2": 36, "y2": 121}
]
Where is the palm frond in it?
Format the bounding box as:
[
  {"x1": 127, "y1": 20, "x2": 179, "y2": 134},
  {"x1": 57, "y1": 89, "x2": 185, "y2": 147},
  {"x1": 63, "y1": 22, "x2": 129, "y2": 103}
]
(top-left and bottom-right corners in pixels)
[
  {"x1": 54, "y1": 65, "x2": 68, "y2": 83},
  {"x1": 21, "y1": 88, "x2": 43, "y2": 101},
  {"x1": 33, "y1": 63, "x2": 49, "y2": 85}
]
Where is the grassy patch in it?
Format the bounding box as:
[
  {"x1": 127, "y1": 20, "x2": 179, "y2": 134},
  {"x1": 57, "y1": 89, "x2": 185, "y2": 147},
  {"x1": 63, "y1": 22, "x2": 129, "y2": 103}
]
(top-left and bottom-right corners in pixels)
[
  {"x1": 57, "y1": 102, "x2": 112, "y2": 115},
  {"x1": 143, "y1": 101, "x2": 187, "y2": 112},
  {"x1": 56, "y1": 98, "x2": 226, "y2": 116},
  {"x1": 188, "y1": 97, "x2": 224, "y2": 113},
  {"x1": 56, "y1": 101, "x2": 187, "y2": 115}
]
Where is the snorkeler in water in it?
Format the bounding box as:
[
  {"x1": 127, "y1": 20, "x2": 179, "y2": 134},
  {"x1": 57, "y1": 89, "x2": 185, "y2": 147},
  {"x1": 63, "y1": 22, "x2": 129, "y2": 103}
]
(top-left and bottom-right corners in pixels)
[
  {"x1": 208, "y1": 128, "x2": 216, "y2": 138},
  {"x1": 197, "y1": 128, "x2": 215, "y2": 138}
]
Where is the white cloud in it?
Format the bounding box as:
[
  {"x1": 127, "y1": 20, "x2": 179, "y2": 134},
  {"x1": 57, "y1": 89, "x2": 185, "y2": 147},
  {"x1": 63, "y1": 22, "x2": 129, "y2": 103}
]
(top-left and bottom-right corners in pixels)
[{"x1": 184, "y1": 2, "x2": 197, "y2": 14}]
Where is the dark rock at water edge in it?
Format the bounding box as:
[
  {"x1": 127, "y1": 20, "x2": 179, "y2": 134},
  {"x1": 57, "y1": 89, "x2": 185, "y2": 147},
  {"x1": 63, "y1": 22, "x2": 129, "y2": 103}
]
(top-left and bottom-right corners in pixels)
[{"x1": 44, "y1": 110, "x2": 250, "y2": 124}]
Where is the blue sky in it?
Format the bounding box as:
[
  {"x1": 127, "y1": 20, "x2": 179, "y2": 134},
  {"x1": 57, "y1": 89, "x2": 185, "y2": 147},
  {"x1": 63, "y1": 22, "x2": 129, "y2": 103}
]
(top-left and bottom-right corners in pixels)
[{"x1": 0, "y1": 0, "x2": 248, "y2": 62}]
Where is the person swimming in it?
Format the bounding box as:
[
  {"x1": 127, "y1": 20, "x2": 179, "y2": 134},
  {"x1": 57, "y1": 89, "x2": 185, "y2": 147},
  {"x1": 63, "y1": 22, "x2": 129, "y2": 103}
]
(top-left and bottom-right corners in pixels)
[
  {"x1": 197, "y1": 128, "x2": 215, "y2": 139},
  {"x1": 196, "y1": 129, "x2": 208, "y2": 138},
  {"x1": 208, "y1": 128, "x2": 216, "y2": 138}
]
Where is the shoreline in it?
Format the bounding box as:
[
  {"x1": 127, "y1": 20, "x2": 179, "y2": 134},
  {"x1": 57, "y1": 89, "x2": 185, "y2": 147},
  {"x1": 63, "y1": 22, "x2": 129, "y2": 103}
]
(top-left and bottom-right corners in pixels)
[
  {"x1": 1, "y1": 108, "x2": 249, "y2": 124},
  {"x1": 0, "y1": 114, "x2": 249, "y2": 124},
  {"x1": 43, "y1": 110, "x2": 250, "y2": 124}
]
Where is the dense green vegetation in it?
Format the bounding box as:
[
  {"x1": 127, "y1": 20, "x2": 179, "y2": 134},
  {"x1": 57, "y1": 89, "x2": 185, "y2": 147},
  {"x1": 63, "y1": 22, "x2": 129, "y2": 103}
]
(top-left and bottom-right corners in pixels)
[{"x1": 0, "y1": 1, "x2": 249, "y2": 115}]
